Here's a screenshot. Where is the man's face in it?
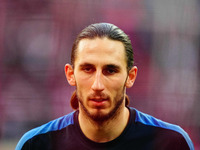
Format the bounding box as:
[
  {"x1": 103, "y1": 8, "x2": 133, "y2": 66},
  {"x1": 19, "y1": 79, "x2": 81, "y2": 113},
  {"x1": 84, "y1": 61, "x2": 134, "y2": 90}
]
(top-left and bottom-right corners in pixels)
[{"x1": 72, "y1": 37, "x2": 131, "y2": 122}]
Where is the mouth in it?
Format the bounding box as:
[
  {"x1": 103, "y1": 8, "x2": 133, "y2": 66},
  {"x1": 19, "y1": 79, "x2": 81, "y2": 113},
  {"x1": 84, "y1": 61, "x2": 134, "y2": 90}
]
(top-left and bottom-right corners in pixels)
[
  {"x1": 89, "y1": 98, "x2": 108, "y2": 102},
  {"x1": 88, "y1": 97, "x2": 109, "y2": 108}
]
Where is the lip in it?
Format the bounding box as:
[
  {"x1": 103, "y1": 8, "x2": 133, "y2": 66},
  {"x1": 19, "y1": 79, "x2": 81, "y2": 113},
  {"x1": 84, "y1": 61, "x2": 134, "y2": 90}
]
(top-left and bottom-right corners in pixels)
[
  {"x1": 89, "y1": 98, "x2": 108, "y2": 107},
  {"x1": 89, "y1": 98, "x2": 107, "y2": 102},
  {"x1": 89, "y1": 97, "x2": 109, "y2": 102}
]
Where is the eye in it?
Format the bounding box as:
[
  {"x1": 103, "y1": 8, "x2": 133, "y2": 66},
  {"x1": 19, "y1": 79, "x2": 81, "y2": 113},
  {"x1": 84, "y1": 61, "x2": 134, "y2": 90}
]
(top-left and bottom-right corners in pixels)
[
  {"x1": 107, "y1": 69, "x2": 116, "y2": 74},
  {"x1": 84, "y1": 67, "x2": 93, "y2": 72},
  {"x1": 81, "y1": 66, "x2": 95, "y2": 73},
  {"x1": 103, "y1": 68, "x2": 118, "y2": 75},
  {"x1": 103, "y1": 65, "x2": 120, "y2": 75}
]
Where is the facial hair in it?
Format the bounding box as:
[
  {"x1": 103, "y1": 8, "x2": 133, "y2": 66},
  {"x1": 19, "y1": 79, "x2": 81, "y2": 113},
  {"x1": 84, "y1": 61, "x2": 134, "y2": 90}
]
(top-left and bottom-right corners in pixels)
[{"x1": 76, "y1": 85, "x2": 126, "y2": 124}]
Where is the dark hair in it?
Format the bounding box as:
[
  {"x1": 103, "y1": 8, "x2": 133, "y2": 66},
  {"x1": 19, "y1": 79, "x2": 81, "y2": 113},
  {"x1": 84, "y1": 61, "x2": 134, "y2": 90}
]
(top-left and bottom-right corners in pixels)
[
  {"x1": 70, "y1": 23, "x2": 134, "y2": 110},
  {"x1": 71, "y1": 23, "x2": 134, "y2": 71}
]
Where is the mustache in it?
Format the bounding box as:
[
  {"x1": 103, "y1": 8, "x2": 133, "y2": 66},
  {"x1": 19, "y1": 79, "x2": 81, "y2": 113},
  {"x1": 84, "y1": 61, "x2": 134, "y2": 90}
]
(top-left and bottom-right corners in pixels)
[{"x1": 88, "y1": 92, "x2": 110, "y2": 100}]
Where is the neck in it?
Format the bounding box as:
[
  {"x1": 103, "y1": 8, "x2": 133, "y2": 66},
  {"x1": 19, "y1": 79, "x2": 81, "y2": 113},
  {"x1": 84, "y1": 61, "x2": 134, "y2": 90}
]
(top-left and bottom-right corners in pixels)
[{"x1": 78, "y1": 105, "x2": 130, "y2": 143}]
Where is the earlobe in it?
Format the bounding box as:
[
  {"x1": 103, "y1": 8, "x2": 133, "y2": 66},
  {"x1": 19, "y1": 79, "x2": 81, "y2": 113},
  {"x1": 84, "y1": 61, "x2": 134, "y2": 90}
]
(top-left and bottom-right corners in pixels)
[
  {"x1": 126, "y1": 66, "x2": 138, "y2": 88},
  {"x1": 65, "y1": 64, "x2": 76, "y2": 86}
]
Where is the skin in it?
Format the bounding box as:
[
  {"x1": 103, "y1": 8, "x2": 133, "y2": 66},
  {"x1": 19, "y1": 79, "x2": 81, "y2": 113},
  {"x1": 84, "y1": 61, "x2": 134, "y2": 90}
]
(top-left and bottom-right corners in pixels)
[{"x1": 65, "y1": 37, "x2": 137, "y2": 143}]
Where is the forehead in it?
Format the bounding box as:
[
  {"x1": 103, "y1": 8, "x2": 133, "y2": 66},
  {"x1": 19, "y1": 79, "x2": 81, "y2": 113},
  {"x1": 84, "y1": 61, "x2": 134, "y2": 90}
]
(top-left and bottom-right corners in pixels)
[{"x1": 75, "y1": 37, "x2": 126, "y2": 67}]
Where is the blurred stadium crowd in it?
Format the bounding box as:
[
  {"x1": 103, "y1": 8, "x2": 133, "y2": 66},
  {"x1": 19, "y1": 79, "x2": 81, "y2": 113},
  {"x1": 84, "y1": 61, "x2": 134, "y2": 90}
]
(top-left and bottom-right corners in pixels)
[{"x1": 0, "y1": 0, "x2": 199, "y2": 149}]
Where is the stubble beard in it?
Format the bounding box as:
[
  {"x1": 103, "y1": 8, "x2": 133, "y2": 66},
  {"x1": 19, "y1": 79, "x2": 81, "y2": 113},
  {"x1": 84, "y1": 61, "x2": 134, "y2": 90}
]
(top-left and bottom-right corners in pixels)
[{"x1": 76, "y1": 86, "x2": 126, "y2": 124}]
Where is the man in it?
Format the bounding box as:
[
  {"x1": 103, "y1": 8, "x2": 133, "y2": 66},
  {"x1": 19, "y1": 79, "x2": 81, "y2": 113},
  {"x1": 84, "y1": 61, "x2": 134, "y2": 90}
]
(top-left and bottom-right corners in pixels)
[{"x1": 16, "y1": 23, "x2": 194, "y2": 150}]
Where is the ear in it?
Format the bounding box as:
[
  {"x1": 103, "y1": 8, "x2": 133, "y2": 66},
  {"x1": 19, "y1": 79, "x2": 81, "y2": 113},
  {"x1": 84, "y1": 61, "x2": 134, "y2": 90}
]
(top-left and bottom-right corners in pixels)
[
  {"x1": 65, "y1": 64, "x2": 76, "y2": 86},
  {"x1": 126, "y1": 66, "x2": 138, "y2": 88}
]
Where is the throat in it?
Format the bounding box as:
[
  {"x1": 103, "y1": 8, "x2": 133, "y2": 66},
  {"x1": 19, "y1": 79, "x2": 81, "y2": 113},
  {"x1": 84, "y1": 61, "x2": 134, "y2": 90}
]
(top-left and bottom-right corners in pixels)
[{"x1": 78, "y1": 107, "x2": 130, "y2": 143}]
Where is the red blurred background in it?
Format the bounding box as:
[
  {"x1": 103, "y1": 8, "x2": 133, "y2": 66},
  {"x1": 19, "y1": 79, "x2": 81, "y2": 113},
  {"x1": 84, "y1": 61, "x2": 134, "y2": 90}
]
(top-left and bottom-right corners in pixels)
[{"x1": 0, "y1": 0, "x2": 199, "y2": 149}]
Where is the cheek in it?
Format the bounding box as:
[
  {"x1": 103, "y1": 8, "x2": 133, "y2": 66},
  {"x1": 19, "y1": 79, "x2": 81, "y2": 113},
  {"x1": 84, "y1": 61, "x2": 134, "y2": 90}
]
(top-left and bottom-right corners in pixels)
[
  {"x1": 75, "y1": 76, "x2": 93, "y2": 98},
  {"x1": 108, "y1": 74, "x2": 127, "y2": 87},
  {"x1": 106, "y1": 79, "x2": 126, "y2": 95},
  {"x1": 76, "y1": 77, "x2": 93, "y2": 91}
]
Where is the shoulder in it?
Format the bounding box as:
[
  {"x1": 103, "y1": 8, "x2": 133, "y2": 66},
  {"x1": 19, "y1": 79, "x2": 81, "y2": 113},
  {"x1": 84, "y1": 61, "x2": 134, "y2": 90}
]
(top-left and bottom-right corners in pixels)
[
  {"x1": 129, "y1": 107, "x2": 194, "y2": 150},
  {"x1": 15, "y1": 111, "x2": 76, "y2": 150}
]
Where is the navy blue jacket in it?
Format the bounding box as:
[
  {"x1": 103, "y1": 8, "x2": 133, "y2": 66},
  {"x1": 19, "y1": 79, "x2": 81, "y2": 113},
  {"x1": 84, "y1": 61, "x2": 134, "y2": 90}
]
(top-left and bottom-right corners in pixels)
[{"x1": 16, "y1": 107, "x2": 194, "y2": 150}]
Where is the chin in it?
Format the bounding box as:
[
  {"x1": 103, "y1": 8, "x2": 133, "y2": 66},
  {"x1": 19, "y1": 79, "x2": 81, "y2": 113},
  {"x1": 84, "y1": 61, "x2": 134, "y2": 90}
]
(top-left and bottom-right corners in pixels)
[{"x1": 85, "y1": 107, "x2": 119, "y2": 123}]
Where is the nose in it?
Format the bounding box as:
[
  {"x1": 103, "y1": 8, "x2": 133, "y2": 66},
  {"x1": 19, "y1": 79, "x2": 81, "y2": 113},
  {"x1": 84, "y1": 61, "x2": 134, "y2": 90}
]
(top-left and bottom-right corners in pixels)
[{"x1": 91, "y1": 71, "x2": 105, "y2": 91}]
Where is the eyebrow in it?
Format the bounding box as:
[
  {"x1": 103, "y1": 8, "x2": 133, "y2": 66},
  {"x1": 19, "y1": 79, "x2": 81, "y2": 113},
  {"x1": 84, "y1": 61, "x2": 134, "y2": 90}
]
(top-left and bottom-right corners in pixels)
[
  {"x1": 79, "y1": 63, "x2": 121, "y2": 70},
  {"x1": 104, "y1": 64, "x2": 121, "y2": 70},
  {"x1": 79, "y1": 63, "x2": 95, "y2": 68}
]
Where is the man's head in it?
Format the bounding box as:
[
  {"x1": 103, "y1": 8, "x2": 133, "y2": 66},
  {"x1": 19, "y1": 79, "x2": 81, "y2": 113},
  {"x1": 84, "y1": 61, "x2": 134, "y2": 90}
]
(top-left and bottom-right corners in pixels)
[
  {"x1": 71, "y1": 23, "x2": 134, "y2": 72},
  {"x1": 65, "y1": 23, "x2": 137, "y2": 123}
]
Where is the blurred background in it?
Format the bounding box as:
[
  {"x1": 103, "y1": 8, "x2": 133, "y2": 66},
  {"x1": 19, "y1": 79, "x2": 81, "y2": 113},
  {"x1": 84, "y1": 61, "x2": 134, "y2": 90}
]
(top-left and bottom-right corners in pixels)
[{"x1": 0, "y1": 0, "x2": 199, "y2": 149}]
